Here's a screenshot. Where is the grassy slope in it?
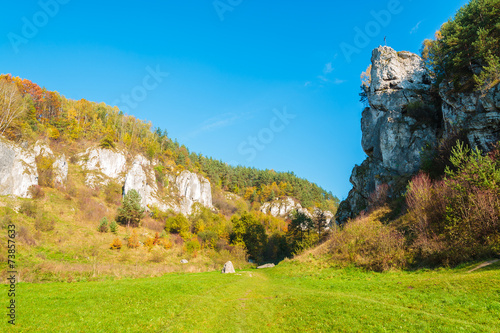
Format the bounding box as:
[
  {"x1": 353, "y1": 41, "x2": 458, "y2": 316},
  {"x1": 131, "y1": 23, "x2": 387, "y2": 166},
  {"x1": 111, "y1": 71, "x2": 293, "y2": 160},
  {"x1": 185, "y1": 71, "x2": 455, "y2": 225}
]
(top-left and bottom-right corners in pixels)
[{"x1": 3, "y1": 259, "x2": 499, "y2": 332}]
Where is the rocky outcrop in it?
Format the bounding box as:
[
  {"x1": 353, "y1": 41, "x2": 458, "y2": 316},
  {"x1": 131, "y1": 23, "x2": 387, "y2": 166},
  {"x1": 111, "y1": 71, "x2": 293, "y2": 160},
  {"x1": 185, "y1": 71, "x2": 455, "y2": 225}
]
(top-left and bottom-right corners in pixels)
[
  {"x1": 0, "y1": 139, "x2": 38, "y2": 198},
  {"x1": 440, "y1": 82, "x2": 500, "y2": 152},
  {"x1": 33, "y1": 141, "x2": 68, "y2": 187},
  {"x1": 260, "y1": 197, "x2": 304, "y2": 217},
  {"x1": 123, "y1": 155, "x2": 167, "y2": 210},
  {"x1": 53, "y1": 155, "x2": 68, "y2": 187},
  {"x1": 77, "y1": 147, "x2": 127, "y2": 187},
  {"x1": 260, "y1": 196, "x2": 334, "y2": 225},
  {"x1": 175, "y1": 170, "x2": 213, "y2": 215},
  {"x1": 336, "y1": 46, "x2": 500, "y2": 224},
  {"x1": 77, "y1": 147, "x2": 213, "y2": 215}
]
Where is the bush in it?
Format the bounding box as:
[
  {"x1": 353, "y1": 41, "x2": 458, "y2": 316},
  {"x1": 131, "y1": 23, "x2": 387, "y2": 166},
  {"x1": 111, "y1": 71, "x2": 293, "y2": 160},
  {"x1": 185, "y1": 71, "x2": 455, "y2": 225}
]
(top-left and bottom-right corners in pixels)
[
  {"x1": 19, "y1": 201, "x2": 38, "y2": 218},
  {"x1": 109, "y1": 220, "x2": 118, "y2": 234},
  {"x1": 127, "y1": 230, "x2": 140, "y2": 249},
  {"x1": 104, "y1": 181, "x2": 122, "y2": 205},
  {"x1": 442, "y1": 142, "x2": 500, "y2": 262},
  {"x1": 327, "y1": 209, "x2": 407, "y2": 272},
  {"x1": 198, "y1": 230, "x2": 218, "y2": 248},
  {"x1": 36, "y1": 155, "x2": 55, "y2": 187},
  {"x1": 407, "y1": 141, "x2": 500, "y2": 265},
  {"x1": 34, "y1": 212, "x2": 56, "y2": 232},
  {"x1": 403, "y1": 101, "x2": 438, "y2": 125},
  {"x1": 97, "y1": 217, "x2": 109, "y2": 233},
  {"x1": 185, "y1": 238, "x2": 201, "y2": 253},
  {"x1": 28, "y1": 185, "x2": 45, "y2": 199},
  {"x1": 165, "y1": 214, "x2": 190, "y2": 234},
  {"x1": 110, "y1": 238, "x2": 122, "y2": 250},
  {"x1": 99, "y1": 135, "x2": 116, "y2": 149}
]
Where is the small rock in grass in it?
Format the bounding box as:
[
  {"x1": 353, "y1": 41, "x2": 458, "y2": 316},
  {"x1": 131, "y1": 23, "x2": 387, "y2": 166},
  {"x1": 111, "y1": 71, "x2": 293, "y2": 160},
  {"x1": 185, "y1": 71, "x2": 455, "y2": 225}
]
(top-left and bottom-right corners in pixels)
[
  {"x1": 180, "y1": 259, "x2": 188, "y2": 264},
  {"x1": 257, "y1": 263, "x2": 275, "y2": 269}
]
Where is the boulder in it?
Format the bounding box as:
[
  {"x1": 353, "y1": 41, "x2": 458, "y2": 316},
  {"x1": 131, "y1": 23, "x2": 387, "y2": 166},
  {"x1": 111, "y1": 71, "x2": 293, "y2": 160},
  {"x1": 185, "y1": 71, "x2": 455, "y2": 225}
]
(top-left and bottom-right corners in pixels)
[
  {"x1": 221, "y1": 261, "x2": 235, "y2": 274},
  {"x1": 257, "y1": 263, "x2": 275, "y2": 269},
  {"x1": 180, "y1": 259, "x2": 188, "y2": 264},
  {"x1": 0, "y1": 139, "x2": 38, "y2": 198}
]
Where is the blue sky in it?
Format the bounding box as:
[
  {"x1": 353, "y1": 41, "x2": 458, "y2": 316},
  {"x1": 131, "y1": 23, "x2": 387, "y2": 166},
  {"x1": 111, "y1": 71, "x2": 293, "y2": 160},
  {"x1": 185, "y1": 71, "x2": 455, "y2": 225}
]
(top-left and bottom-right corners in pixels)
[{"x1": 0, "y1": 0, "x2": 468, "y2": 199}]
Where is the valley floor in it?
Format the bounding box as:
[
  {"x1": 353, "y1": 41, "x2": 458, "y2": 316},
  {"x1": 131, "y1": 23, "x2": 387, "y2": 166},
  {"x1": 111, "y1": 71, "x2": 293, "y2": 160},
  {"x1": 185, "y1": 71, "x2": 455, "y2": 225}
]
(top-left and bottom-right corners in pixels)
[{"x1": 3, "y1": 259, "x2": 500, "y2": 332}]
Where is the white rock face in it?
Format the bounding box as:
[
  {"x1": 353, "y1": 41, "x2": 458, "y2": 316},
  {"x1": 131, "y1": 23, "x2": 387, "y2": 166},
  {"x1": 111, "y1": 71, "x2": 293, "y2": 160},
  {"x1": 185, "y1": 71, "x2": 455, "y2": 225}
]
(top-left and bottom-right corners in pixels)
[
  {"x1": 53, "y1": 155, "x2": 68, "y2": 187},
  {"x1": 123, "y1": 155, "x2": 172, "y2": 211},
  {"x1": 261, "y1": 197, "x2": 304, "y2": 217},
  {"x1": 440, "y1": 82, "x2": 500, "y2": 152},
  {"x1": 336, "y1": 45, "x2": 500, "y2": 224},
  {"x1": 0, "y1": 139, "x2": 38, "y2": 198},
  {"x1": 77, "y1": 147, "x2": 127, "y2": 187},
  {"x1": 33, "y1": 141, "x2": 68, "y2": 187},
  {"x1": 260, "y1": 196, "x2": 334, "y2": 225},
  {"x1": 175, "y1": 170, "x2": 212, "y2": 215}
]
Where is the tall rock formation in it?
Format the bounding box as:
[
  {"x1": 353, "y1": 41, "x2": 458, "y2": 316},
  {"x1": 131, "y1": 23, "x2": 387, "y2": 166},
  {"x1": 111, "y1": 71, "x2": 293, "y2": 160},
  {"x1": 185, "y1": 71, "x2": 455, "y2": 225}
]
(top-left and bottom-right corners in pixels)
[
  {"x1": 175, "y1": 170, "x2": 213, "y2": 215},
  {"x1": 0, "y1": 139, "x2": 38, "y2": 198},
  {"x1": 336, "y1": 46, "x2": 500, "y2": 224}
]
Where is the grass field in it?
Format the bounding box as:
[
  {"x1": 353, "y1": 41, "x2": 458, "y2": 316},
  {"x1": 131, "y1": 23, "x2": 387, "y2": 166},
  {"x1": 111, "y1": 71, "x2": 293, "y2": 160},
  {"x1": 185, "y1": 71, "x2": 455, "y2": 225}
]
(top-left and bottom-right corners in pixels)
[{"x1": 3, "y1": 258, "x2": 500, "y2": 332}]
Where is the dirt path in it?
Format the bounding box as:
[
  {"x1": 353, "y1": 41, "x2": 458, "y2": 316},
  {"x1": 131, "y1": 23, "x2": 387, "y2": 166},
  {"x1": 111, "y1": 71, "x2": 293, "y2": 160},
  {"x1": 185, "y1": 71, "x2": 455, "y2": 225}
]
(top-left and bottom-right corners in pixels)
[{"x1": 467, "y1": 259, "x2": 499, "y2": 273}]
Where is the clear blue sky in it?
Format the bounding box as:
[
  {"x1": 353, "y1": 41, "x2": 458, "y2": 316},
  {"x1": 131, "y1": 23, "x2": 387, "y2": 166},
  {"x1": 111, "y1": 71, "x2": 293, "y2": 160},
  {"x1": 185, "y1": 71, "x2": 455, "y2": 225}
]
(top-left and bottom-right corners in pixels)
[{"x1": 0, "y1": 0, "x2": 468, "y2": 199}]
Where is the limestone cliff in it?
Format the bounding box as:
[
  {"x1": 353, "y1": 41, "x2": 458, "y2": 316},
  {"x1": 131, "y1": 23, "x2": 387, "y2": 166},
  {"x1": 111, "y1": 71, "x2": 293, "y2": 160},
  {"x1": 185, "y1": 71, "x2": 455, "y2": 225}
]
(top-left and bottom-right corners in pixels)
[
  {"x1": 0, "y1": 139, "x2": 38, "y2": 198},
  {"x1": 260, "y1": 196, "x2": 334, "y2": 225},
  {"x1": 0, "y1": 142, "x2": 213, "y2": 216},
  {"x1": 336, "y1": 46, "x2": 500, "y2": 224}
]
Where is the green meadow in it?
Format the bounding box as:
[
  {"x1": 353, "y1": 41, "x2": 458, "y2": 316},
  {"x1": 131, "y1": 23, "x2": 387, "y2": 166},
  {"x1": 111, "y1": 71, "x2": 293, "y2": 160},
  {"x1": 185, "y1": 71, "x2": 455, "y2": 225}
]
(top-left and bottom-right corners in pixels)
[{"x1": 3, "y1": 259, "x2": 500, "y2": 332}]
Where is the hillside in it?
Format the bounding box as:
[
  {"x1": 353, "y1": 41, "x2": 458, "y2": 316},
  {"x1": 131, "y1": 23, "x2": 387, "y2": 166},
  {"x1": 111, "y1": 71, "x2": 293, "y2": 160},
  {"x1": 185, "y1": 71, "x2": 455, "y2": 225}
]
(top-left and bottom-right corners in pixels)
[{"x1": 0, "y1": 73, "x2": 340, "y2": 281}]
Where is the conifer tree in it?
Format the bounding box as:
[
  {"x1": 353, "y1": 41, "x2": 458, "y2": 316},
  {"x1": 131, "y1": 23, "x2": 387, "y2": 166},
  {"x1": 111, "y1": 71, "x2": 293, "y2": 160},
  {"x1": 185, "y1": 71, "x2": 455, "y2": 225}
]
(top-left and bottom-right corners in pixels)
[{"x1": 116, "y1": 189, "x2": 145, "y2": 228}]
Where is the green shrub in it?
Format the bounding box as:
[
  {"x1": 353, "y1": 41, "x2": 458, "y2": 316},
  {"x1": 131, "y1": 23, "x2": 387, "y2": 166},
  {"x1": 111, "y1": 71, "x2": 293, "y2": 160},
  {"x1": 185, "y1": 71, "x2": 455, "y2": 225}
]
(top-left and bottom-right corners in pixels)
[
  {"x1": 99, "y1": 135, "x2": 116, "y2": 149},
  {"x1": 98, "y1": 217, "x2": 109, "y2": 233},
  {"x1": 35, "y1": 155, "x2": 55, "y2": 187},
  {"x1": 109, "y1": 220, "x2": 118, "y2": 234},
  {"x1": 104, "y1": 181, "x2": 122, "y2": 205},
  {"x1": 165, "y1": 214, "x2": 190, "y2": 234},
  {"x1": 186, "y1": 238, "x2": 201, "y2": 253},
  {"x1": 20, "y1": 201, "x2": 38, "y2": 218},
  {"x1": 408, "y1": 141, "x2": 500, "y2": 265},
  {"x1": 35, "y1": 212, "x2": 55, "y2": 232}
]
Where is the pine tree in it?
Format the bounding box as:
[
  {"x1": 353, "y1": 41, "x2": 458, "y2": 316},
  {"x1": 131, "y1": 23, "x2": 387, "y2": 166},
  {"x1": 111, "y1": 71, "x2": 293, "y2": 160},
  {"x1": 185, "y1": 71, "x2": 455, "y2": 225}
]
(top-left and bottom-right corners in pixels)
[{"x1": 116, "y1": 189, "x2": 145, "y2": 228}]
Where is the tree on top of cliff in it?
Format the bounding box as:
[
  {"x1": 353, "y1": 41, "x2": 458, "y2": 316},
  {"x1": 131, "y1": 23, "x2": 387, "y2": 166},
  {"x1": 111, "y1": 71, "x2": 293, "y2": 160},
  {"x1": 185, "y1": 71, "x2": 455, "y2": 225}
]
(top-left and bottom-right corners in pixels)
[
  {"x1": 0, "y1": 79, "x2": 26, "y2": 136},
  {"x1": 421, "y1": 0, "x2": 500, "y2": 91}
]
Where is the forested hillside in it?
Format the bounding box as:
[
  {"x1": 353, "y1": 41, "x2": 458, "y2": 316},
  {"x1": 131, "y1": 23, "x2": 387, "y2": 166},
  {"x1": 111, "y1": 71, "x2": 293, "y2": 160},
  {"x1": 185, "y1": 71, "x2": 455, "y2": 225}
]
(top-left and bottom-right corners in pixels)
[{"x1": 0, "y1": 74, "x2": 337, "y2": 211}]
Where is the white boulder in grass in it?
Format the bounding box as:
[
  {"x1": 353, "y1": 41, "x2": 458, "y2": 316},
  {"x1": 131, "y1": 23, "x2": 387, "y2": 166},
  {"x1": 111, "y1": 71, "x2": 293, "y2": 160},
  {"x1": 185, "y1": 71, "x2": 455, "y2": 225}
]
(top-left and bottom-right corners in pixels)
[{"x1": 221, "y1": 261, "x2": 235, "y2": 274}]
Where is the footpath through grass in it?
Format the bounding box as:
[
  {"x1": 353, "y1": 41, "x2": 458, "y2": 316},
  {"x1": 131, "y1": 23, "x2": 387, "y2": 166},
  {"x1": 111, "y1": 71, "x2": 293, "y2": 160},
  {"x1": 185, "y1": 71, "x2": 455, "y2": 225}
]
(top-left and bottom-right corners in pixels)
[{"x1": 3, "y1": 259, "x2": 500, "y2": 332}]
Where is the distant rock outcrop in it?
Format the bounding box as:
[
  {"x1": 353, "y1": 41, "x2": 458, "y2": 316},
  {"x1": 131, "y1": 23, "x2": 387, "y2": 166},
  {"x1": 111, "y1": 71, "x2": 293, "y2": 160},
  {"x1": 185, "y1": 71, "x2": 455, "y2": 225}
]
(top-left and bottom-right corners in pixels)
[
  {"x1": 336, "y1": 46, "x2": 500, "y2": 224},
  {"x1": 260, "y1": 196, "x2": 333, "y2": 225},
  {"x1": 0, "y1": 139, "x2": 38, "y2": 198}
]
